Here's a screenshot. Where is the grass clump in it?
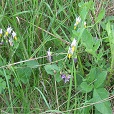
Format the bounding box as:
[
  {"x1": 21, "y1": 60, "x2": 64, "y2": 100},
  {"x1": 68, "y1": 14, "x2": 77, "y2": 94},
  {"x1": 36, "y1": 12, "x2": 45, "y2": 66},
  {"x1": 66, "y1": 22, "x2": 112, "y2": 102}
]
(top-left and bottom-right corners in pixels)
[{"x1": 0, "y1": 0, "x2": 114, "y2": 114}]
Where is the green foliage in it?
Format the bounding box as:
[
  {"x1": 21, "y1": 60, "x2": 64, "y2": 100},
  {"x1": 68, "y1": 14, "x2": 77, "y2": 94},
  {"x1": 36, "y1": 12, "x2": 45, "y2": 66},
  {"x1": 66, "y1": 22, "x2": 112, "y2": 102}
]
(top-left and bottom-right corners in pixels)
[
  {"x1": 0, "y1": 0, "x2": 113, "y2": 113},
  {"x1": 25, "y1": 60, "x2": 39, "y2": 68},
  {"x1": 35, "y1": 87, "x2": 51, "y2": 109},
  {"x1": 44, "y1": 64, "x2": 60, "y2": 75},
  {"x1": 95, "y1": 9, "x2": 105, "y2": 23},
  {"x1": 86, "y1": 68, "x2": 107, "y2": 88},
  {"x1": 93, "y1": 88, "x2": 112, "y2": 114},
  {"x1": 80, "y1": 81, "x2": 93, "y2": 93},
  {"x1": 94, "y1": 70, "x2": 107, "y2": 88},
  {"x1": 14, "y1": 67, "x2": 32, "y2": 85},
  {"x1": 44, "y1": 64, "x2": 62, "y2": 82},
  {"x1": 81, "y1": 29, "x2": 100, "y2": 56},
  {"x1": 86, "y1": 68, "x2": 96, "y2": 82},
  {"x1": 79, "y1": 1, "x2": 94, "y2": 20},
  {"x1": 0, "y1": 77, "x2": 6, "y2": 93}
]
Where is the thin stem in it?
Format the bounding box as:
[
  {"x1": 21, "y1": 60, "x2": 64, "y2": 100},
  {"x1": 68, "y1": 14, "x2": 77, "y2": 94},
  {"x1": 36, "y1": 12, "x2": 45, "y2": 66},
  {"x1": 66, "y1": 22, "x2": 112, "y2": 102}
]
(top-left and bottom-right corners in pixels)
[
  {"x1": 3, "y1": 68, "x2": 14, "y2": 113},
  {"x1": 66, "y1": 60, "x2": 73, "y2": 111},
  {"x1": 73, "y1": 61, "x2": 77, "y2": 114},
  {"x1": 54, "y1": 75, "x2": 59, "y2": 110}
]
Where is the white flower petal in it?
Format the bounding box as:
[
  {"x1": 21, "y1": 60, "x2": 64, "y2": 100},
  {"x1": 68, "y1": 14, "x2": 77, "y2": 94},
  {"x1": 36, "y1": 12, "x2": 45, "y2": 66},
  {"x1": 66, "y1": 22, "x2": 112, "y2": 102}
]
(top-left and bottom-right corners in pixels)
[
  {"x1": 71, "y1": 38, "x2": 77, "y2": 47},
  {"x1": 68, "y1": 47, "x2": 73, "y2": 54},
  {"x1": 7, "y1": 27, "x2": 12, "y2": 34},
  {"x1": 12, "y1": 31, "x2": 16, "y2": 38},
  {"x1": 47, "y1": 47, "x2": 52, "y2": 62},
  {"x1": 76, "y1": 16, "x2": 81, "y2": 23},
  {"x1": 0, "y1": 29, "x2": 2, "y2": 34}
]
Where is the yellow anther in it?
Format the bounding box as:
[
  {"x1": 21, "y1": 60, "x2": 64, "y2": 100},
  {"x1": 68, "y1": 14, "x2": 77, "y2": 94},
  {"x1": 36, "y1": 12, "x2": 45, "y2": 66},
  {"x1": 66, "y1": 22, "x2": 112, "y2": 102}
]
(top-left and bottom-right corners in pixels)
[
  {"x1": 72, "y1": 46, "x2": 75, "y2": 52},
  {"x1": 14, "y1": 36, "x2": 17, "y2": 40},
  {"x1": 68, "y1": 54, "x2": 72, "y2": 59},
  {"x1": 0, "y1": 34, "x2": 2, "y2": 37},
  {"x1": 5, "y1": 32, "x2": 8, "y2": 36},
  {"x1": 74, "y1": 26, "x2": 76, "y2": 30},
  {"x1": 76, "y1": 22, "x2": 79, "y2": 25}
]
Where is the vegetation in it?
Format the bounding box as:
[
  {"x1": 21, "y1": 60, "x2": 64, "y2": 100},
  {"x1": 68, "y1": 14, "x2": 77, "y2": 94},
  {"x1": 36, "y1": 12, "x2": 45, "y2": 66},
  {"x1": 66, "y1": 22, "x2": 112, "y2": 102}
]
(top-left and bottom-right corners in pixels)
[{"x1": 0, "y1": 0, "x2": 114, "y2": 113}]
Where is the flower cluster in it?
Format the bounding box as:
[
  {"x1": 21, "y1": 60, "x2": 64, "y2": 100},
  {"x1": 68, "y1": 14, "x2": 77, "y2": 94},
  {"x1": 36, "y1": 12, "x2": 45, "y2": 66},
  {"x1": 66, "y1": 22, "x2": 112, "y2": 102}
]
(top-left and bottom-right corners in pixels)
[
  {"x1": 74, "y1": 16, "x2": 86, "y2": 29},
  {"x1": 61, "y1": 73, "x2": 71, "y2": 83},
  {"x1": 68, "y1": 38, "x2": 77, "y2": 59},
  {"x1": 0, "y1": 26, "x2": 17, "y2": 46}
]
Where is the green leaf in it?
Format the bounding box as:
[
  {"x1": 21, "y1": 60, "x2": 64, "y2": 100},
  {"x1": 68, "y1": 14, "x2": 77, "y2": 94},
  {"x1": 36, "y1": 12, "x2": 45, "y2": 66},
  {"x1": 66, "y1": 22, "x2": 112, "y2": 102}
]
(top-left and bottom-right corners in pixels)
[
  {"x1": 79, "y1": 1, "x2": 94, "y2": 20},
  {"x1": 93, "y1": 39, "x2": 100, "y2": 52},
  {"x1": 93, "y1": 88, "x2": 112, "y2": 114},
  {"x1": 82, "y1": 29, "x2": 93, "y2": 50},
  {"x1": 80, "y1": 6, "x2": 88, "y2": 20},
  {"x1": 95, "y1": 109, "x2": 102, "y2": 114},
  {"x1": 95, "y1": 9, "x2": 105, "y2": 23},
  {"x1": 25, "y1": 60, "x2": 38, "y2": 68},
  {"x1": 83, "y1": 106, "x2": 92, "y2": 114},
  {"x1": 0, "y1": 70, "x2": 11, "y2": 80},
  {"x1": 111, "y1": 90, "x2": 114, "y2": 95},
  {"x1": 16, "y1": 67, "x2": 32, "y2": 84},
  {"x1": 82, "y1": 30, "x2": 101, "y2": 56},
  {"x1": 0, "y1": 70, "x2": 4, "y2": 75},
  {"x1": 0, "y1": 78, "x2": 6, "y2": 93},
  {"x1": 80, "y1": 81, "x2": 93, "y2": 93},
  {"x1": 44, "y1": 64, "x2": 60, "y2": 75},
  {"x1": 55, "y1": 72, "x2": 62, "y2": 82},
  {"x1": 87, "y1": 67, "x2": 96, "y2": 82},
  {"x1": 0, "y1": 58, "x2": 6, "y2": 67},
  {"x1": 97, "y1": 48, "x2": 104, "y2": 60},
  {"x1": 94, "y1": 70, "x2": 107, "y2": 88},
  {"x1": 106, "y1": 22, "x2": 111, "y2": 36}
]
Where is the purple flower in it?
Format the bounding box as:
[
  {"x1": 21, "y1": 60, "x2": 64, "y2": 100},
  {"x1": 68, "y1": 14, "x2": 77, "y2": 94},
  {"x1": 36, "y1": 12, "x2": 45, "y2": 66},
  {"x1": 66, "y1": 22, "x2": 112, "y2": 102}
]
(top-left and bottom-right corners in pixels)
[
  {"x1": 0, "y1": 42, "x2": 3, "y2": 45},
  {"x1": 74, "y1": 58, "x2": 77, "y2": 63},
  {"x1": 61, "y1": 74, "x2": 71, "y2": 83}
]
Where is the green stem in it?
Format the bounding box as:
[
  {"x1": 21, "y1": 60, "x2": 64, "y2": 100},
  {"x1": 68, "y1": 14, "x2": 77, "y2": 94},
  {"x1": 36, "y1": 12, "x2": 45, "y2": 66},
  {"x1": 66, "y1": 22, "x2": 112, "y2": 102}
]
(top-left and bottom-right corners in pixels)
[
  {"x1": 3, "y1": 68, "x2": 14, "y2": 113},
  {"x1": 106, "y1": 22, "x2": 114, "y2": 84},
  {"x1": 74, "y1": 61, "x2": 77, "y2": 114},
  {"x1": 67, "y1": 60, "x2": 74, "y2": 111}
]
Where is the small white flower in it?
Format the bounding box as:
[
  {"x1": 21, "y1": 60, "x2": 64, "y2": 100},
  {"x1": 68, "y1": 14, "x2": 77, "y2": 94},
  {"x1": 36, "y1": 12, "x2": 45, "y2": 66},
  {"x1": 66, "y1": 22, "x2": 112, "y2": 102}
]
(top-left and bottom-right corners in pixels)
[
  {"x1": 5, "y1": 26, "x2": 12, "y2": 37},
  {"x1": 0, "y1": 28, "x2": 2, "y2": 34},
  {"x1": 67, "y1": 47, "x2": 73, "y2": 59},
  {"x1": 76, "y1": 17, "x2": 81, "y2": 25},
  {"x1": 12, "y1": 31, "x2": 17, "y2": 40},
  {"x1": 47, "y1": 47, "x2": 51, "y2": 56},
  {"x1": 71, "y1": 38, "x2": 77, "y2": 47},
  {"x1": 74, "y1": 23, "x2": 77, "y2": 26},
  {"x1": 9, "y1": 38, "x2": 13, "y2": 46},
  {"x1": 67, "y1": 38, "x2": 77, "y2": 59},
  {"x1": 84, "y1": 21, "x2": 86, "y2": 28},
  {"x1": 84, "y1": 21, "x2": 86, "y2": 25},
  {"x1": 7, "y1": 27, "x2": 12, "y2": 34},
  {"x1": 12, "y1": 31, "x2": 16, "y2": 38},
  {"x1": 68, "y1": 47, "x2": 73, "y2": 54},
  {"x1": 47, "y1": 47, "x2": 52, "y2": 62},
  {"x1": 74, "y1": 17, "x2": 81, "y2": 29},
  {"x1": 0, "y1": 28, "x2": 2, "y2": 37}
]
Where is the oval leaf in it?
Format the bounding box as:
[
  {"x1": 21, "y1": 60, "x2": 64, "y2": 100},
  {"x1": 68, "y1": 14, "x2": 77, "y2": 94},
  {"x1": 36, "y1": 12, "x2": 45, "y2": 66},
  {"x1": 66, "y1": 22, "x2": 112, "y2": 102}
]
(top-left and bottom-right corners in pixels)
[
  {"x1": 94, "y1": 70, "x2": 107, "y2": 88},
  {"x1": 80, "y1": 81, "x2": 93, "y2": 93},
  {"x1": 93, "y1": 88, "x2": 112, "y2": 114},
  {"x1": 95, "y1": 9, "x2": 105, "y2": 23}
]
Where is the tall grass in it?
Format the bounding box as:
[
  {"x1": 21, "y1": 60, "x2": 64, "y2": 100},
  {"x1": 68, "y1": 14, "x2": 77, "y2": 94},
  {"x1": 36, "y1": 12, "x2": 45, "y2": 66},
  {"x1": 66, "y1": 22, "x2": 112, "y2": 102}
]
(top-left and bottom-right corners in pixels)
[{"x1": 0, "y1": 0, "x2": 114, "y2": 114}]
